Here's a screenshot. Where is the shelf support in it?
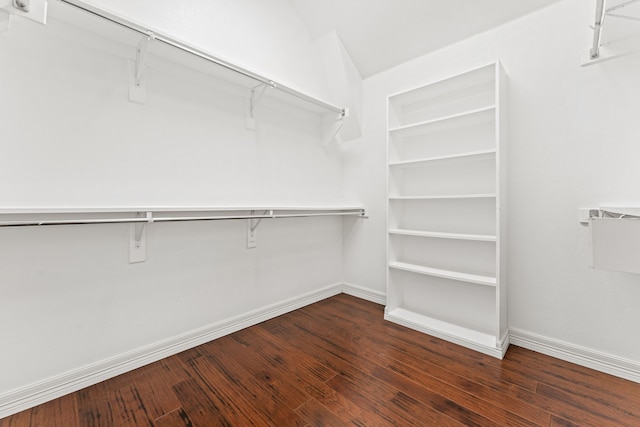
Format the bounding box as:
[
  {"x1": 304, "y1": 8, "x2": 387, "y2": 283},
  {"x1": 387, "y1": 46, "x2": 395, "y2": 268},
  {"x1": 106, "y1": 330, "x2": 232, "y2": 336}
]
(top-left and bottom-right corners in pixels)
[
  {"x1": 583, "y1": 0, "x2": 640, "y2": 65},
  {"x1": 129, "y1": 212, "x2": 152, "y2": 263},
  {"x1": 129, "y1": 32, "x2": 155, "y2": 104},
  {"x1": 246, "y1": 83, "x2": 272, "y2": 130},
  {"x1": 322, "y1": 108, "x2": 349, "y2": 147}
]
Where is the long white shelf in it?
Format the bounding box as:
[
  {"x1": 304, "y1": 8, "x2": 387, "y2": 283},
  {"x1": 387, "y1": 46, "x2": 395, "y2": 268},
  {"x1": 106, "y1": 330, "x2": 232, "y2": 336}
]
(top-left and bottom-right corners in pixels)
[
  {"x1": 49, "y1": 0, "x2": 346, "y2": 117},
  {"x1": 389, "y1": 228, "x2": 496, "y2": 242},
  {"x1": 0, "y1": 206, "x2": 366, "y2": 227},
  {"x1": 389, "y1": 149, "x2": 496, "y2": 167},
  {"x1": 388, "y1": 194, "x2": 496, "y2": 201},
  {"x1": 384, "y1": 308, "x2": 497, "y2": 352},
  {"x1": 388, "y1": 105, "x2": 495, "y2": 134},
  {"x1": 388, "y1": 261, "x2": 496, "y2": 287},
  {"x1": 0, "y1": 205, "x2": 364, "y2": 214}
]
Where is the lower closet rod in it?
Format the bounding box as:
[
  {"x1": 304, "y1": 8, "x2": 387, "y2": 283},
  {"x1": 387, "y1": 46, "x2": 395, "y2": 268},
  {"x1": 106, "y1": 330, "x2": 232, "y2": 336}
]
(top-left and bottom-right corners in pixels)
[{"x1": 0, "y1": 211, "x2": 365, "y2": 228}]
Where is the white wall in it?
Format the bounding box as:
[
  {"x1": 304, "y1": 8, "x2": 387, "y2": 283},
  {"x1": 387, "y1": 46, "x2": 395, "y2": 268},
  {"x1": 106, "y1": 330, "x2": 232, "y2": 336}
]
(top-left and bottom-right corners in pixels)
[
  {"x1": 343, "y1": 0, "x2": 640, "y2": 367},
  {"x1": 0, "y1": 0, "x2": 348, "y2": 412}
]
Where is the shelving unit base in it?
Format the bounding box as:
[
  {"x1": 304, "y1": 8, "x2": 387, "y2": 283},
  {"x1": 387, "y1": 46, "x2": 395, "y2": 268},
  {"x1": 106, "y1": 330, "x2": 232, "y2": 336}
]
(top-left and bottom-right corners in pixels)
[{"x1": 384, "y1": 307, "x2": 509, "y2": 359}]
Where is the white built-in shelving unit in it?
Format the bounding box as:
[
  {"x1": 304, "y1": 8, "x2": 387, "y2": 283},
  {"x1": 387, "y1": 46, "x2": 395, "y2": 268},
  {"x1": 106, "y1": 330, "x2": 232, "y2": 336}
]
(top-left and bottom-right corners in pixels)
[{"x1": 385, "y1": 62, "x2": 508, "y2": 358}]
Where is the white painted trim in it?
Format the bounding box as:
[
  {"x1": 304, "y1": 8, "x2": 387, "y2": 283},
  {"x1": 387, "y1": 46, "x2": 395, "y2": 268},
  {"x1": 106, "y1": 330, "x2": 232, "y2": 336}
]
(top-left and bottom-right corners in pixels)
[
  {"x1": 342, "y1": 282, "x2": 386, "y2": 305},
  {"x1": 384, "y1": 309, "x2": 506, "y2": 359},
  {"x1": 510, "y1": 328, "x2": 640, "y2": 383},
  {"x1": 0, "y1": 283, "x2": 343, "y2": 419}
]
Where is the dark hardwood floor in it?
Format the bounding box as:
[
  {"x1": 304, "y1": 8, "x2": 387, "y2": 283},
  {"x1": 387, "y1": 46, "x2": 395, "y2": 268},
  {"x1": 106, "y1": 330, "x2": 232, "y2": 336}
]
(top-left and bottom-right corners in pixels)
[{"x1": 2, "y1": 294, "x2": 640, "y2": 426}]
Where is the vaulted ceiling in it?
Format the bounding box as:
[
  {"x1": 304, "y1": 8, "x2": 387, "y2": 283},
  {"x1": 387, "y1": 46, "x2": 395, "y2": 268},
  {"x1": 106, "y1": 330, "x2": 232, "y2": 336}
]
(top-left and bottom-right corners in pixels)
[{"x1": 288, "y1": 0, "x2": 565, "y2": 77}]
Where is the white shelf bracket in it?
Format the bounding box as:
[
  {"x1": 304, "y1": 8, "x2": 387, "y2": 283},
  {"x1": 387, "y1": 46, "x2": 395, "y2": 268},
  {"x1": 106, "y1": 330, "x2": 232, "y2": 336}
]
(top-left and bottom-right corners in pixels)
[
  {"x1": 246, "y1": 82, "x2": 272, "y2": 130},
  {"x1": 322, "y1": 108, "x2": 349, "y2": 147},
  {"x1": 128, "y1": 32, "x2": 155, "y2": 104},
  {"x1": 129, "y1": 211, "x2": 152, "y2": 263},
  {"x1": 246, "y1": 210, "x2": 271, "y2": 249},
  {"x1": 582, "y1": 0, "x2": 640, "y2": 65}
]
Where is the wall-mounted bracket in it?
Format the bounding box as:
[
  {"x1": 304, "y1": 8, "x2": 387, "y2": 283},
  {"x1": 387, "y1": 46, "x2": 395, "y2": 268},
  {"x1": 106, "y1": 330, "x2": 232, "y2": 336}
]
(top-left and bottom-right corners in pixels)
[
  {"x1": 246, "y1": 82, "x2": 273, "y2": 130},
  {"x1": 128, "y1": 32, "x2": 155, "y2": 104},
  {"x1": 0, "y1": 0, "x2": 46, "y2": 25},
  {"x1": 322, "y1": 108, "x2": 349, "y2": 147},
  {"x1": 129, "y1": 211, "x2": 152, "y2": 263},
  {"x1": 246, "y1": 210, "x2": 272, "y2": 248},
  {"x1": 583, "y1": 0, "x2": 640, "y2": 65}
]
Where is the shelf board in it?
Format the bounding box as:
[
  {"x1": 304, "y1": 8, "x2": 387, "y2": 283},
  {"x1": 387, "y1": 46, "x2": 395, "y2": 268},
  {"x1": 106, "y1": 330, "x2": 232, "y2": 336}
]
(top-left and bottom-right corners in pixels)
[
  {"x1": 388, "y1": 194, "x2": 496, "y2": 201},
  {"x1": 388, "y1": 261, "x2": 497, "y2": 287},
  {"x1": 384, "y1": 307, "x2": 498, "y2": 354},
  {"x1": 388, "y1": 105, "x2": 495, "y2": 134},
  {"x1": 0, "y1": 205, "x2": 364, "y2": 215},
  {"x1": 389, "y1": 228, "x2": 496, "y2": 242},
  {"x1": 389, "y1": 149, "x2": 496, "y2": 167}
]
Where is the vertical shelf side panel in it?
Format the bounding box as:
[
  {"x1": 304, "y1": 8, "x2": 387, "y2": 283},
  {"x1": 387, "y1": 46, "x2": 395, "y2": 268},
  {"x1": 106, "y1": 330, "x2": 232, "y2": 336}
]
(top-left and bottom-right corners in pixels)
[{"x1": 496, "y1": 62, "x2": 509, "y2": 344}]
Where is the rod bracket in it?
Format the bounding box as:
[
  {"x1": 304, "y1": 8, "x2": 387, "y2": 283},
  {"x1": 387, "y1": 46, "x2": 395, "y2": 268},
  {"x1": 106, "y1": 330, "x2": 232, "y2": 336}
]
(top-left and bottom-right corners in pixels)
[
  {"x1": 246, "y1": 82, "x2": 274, "y2": 130},
  {"x1": 129, "y1": 32, "x2": 155, "y2": 104},
  {"x1": 129, "y1": 212, "x2": 152, "y2": 263}
]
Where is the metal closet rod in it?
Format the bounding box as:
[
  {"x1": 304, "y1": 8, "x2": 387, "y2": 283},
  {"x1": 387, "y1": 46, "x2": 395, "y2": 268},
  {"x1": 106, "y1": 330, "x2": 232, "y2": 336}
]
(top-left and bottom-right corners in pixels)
[
  {"x1": 56, "y1": 0, "x2": 346, "y2": 117},
  {"x1": 0, "y1": 210, "x2": 366, "y2": 228}
]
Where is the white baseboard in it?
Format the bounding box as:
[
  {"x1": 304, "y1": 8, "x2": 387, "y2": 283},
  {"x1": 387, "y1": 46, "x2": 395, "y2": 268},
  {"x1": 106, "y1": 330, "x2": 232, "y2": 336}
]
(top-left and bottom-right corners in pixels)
[
  {"x1": 341, "y1": 282, "x2": 386, "y2": 305},
  {"x1": 510, "y1": 328, "x2": 640, "y2": 383},
  {"x1": 0, "y1": 283, "x2": 343, "y2": 419}
]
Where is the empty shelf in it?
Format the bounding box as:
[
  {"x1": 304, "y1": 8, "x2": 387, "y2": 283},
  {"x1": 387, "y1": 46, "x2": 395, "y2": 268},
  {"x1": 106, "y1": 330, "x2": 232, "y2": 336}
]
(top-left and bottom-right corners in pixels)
[
  {"x1": 385, "y1": 307, "x2": 497, "y2": 351},
  {"x1": 389, "y1": 149, "x2": 496, "y2": 167},
  {"x1": 389, "y1": 194, "x2": 497, "y2": 201},
  {"x1": 388, "y1": 105, "x2": 496, "y2": 134},
  {"x1": 388, "y1": 261, "x2": 497, "y2": 287},
  {"x1": 389, "y1": 228, "x2": 496, "y2": 242}
]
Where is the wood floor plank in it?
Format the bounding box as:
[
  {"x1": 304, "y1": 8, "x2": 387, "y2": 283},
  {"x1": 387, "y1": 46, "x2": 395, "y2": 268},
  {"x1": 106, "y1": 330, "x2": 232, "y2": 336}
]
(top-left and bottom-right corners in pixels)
[
  {"x1": 548, "y1": 415, "x2": 582, "y2": 427},
  {"x1": 536, "y1": 382, "x2": 640, "y2": 427},
  {"x1": 327, "y1": 371, "x2": 466, "y2": 426},
  {"x1": 504, "y1": 345, "x2": 640, "y2": 416},
  {"x1": 76, "y1": 381, "x2": 117, "y2": 427},
  {"x1": 153, "y1": 407, "x2": 193, "y2": 427},
  {"x1": 3, "y1": 294, "x2": 640, "y2": 427},
  {"x1": 262, "y1": 310, "x2": 467, "y2": 425},
  {"x1": 185, "y1": 354, "x2": 306, "y2": 426},
  {"x1": 195, "y1": 341, "x2": 309, "y2": 426},
  {"x1": 294, "y1": 398, "x2": 344, "y2": 427},
  {"x1": 171, "y1": 379, "x2": 234, "y2": 427},
  {"x1": 0, "y1": 393, "x2": 78, "y2": 427},
  {"x1": 236, "y1": 323, "x2": 421, "y2": 426}
]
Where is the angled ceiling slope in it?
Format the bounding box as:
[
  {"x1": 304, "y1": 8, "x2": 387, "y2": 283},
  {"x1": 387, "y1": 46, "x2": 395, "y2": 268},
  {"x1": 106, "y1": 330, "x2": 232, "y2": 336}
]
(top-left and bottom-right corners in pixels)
[{"x1": 289, "y1": 0, "x2": 564, "y2": 77}]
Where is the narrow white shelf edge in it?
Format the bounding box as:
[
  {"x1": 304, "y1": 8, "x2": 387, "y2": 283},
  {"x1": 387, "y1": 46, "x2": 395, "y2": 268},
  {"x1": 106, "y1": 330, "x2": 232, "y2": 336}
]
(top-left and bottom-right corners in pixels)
[
  {"x1": 385, "y1": 307, "x2": 497, "y2": 350},
  {"x1": 388, "y1": 194, "x2": 497, "y2": 200},
  {"x1": 0, "y1": 205, "x2": 364, "y2": 215},
  {"x1": 388, "y1": 261, "x2": 497, "y2": 287},
  {"x1": 389, "y1": 228, "x2": 496, "y2": 242},
  {"x1": 388, "y1": 105, "x2": 496, "y2": 133},
  {"x1": 389, "y1": 149, "x2": 496, "y2": 167}
]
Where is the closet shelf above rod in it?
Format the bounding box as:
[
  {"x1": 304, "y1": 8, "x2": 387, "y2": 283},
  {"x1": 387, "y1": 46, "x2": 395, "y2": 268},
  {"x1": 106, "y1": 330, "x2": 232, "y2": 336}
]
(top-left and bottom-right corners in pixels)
[
  {"x1": 0, "y1": 206, "x2": 366, "y2": 228},
  {"x1": 55, "y1": 0, "x2": 347, "y2": 117}
]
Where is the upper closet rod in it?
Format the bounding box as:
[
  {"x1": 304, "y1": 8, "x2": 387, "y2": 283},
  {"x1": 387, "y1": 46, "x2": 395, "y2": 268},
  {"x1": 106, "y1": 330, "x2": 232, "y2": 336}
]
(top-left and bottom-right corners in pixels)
[{"x1": 56, "y1": 0, "x2": 346, "y2": 117}]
